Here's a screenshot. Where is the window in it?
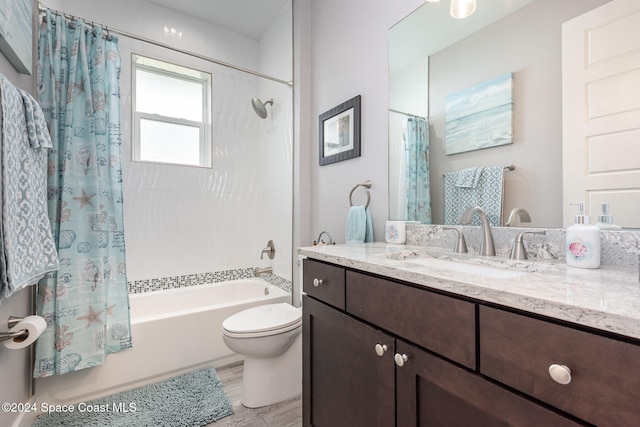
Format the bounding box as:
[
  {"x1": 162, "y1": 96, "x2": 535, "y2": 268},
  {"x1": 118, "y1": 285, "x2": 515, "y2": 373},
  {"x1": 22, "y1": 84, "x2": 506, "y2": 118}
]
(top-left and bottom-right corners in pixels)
[{"x1": 132, "y1": 55, "x2": 212, "y2": 167}]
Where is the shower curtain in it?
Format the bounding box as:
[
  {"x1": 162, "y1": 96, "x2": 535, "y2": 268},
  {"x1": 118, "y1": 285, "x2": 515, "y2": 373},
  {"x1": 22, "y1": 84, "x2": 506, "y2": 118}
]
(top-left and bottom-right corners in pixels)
[
  {"x1": 34, "y1": 10, "x2": 131, "y2": 377},
  {"x1": 404, "y1": 117, "x2": 431, "y2": 223}
]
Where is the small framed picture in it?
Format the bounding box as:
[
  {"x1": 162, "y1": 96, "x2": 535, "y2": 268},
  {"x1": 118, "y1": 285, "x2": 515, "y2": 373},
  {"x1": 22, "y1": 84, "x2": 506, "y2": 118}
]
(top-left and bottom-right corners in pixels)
[
  {"x1": 319, "y1": 95, "x2": 361, "y2": 165},
  {"x1": 0, "y1": 0, "x2": 32, "y2": 74}
]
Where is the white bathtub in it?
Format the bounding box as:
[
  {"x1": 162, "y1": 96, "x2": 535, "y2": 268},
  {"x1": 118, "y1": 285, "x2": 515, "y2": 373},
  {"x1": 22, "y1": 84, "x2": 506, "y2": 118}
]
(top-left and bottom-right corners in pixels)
[{"x1": 34, "y1": 278, "x2": 290, "y2": 405}]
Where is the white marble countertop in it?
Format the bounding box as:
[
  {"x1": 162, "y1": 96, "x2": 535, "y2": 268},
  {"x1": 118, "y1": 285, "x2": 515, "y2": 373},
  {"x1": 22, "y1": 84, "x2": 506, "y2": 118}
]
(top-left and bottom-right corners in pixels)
[{"x1": 298, "y1": 242, "x2": 640, "y2": 341}]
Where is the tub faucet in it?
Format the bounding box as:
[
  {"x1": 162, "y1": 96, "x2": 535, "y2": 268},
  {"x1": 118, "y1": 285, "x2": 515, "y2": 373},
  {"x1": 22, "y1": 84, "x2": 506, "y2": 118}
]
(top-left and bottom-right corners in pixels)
[
  {"x1": 261, "y1": 240, "x2": 275, "y2": 259},
  {"x1": 459, "y1": 206, "x2": 496, "y2": 256},
  {"x1": 505, "y1": 207, "x2": 532, "y2": 227},
  {"x1": 255, "y1": 267, "x2": 273, "y2": 276}
]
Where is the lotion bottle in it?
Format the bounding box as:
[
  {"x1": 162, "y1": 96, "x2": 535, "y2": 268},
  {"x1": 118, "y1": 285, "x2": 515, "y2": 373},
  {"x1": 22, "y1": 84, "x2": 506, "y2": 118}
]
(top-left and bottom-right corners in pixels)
[
  {"x1": 595, "y1": 203, "x2": 622, "y2": 230},
  {"x1": 566, "y1": 202, "x2": 601, "y2": 269}
]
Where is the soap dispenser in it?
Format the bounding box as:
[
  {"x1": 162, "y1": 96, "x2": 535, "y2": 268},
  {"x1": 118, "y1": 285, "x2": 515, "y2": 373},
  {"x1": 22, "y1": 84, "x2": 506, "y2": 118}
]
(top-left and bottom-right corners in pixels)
[
  {"x1": 595, "y1": 203, "x2": 622, "y2": 230},
  {"x1": 566, "y1": 202, "x2": 601, "y2": 269}
]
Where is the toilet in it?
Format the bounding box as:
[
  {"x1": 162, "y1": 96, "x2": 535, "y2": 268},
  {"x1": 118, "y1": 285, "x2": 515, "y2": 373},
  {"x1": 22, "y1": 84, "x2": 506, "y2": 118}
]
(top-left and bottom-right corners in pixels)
[{"x1": 222, "y1": 302, "x2": 302, "y2": 408}]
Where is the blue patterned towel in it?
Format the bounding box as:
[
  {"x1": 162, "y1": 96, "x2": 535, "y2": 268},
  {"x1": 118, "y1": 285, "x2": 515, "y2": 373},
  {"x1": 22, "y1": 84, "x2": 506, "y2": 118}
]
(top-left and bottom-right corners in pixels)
[
  {"x1": 444, "y1": 166, "x2": 504, "y2": 226},
  {"x1": 346, "y1": 206, "x2": 374, "y2": 243},
  {"x1": 0, "y1": 74, "x2": 59, "y2": 301},
  {"x1": 455, "y1": 167, "x2": 482, "y2": 188}
]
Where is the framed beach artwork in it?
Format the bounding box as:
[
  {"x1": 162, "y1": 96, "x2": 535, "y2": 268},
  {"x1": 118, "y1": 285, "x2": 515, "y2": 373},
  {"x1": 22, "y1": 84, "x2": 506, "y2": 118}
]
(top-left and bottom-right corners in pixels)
[
  {"x1": 319, "y1": 95, "x2": 361, "y2": 165},
  {"x1": 0, "y1": 0, "x2": 32, "y2": 74},
  {"x1": 445, "y1": 72, "x2": 514, "y2": 155}
]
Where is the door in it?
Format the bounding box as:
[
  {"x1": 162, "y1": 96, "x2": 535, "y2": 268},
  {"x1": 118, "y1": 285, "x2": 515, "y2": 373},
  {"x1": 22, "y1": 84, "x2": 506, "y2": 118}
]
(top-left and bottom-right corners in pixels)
[
  {"x1": 562, "y1": 0, "x2": 640, "y2": 227},
  {"x1": 302, "y1": 295, "x2": 395, "y2": 427}
]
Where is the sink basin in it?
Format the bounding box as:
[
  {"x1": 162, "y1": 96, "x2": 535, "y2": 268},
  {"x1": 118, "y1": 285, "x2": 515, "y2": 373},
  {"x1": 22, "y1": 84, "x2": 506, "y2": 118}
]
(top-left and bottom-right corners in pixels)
[{"x1": 405, "y1": 257, "x2": 526, "y2": 279}]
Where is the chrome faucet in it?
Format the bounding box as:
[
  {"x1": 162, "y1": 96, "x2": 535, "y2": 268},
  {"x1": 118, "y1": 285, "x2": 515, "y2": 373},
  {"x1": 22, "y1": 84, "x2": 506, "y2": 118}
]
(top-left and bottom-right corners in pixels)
[
  {"x1": 505, "y1": 207, "x2": 532, "y2": 227},
  {"x1": 459, "y1": 206, "x2": 496, "y2": 256}
]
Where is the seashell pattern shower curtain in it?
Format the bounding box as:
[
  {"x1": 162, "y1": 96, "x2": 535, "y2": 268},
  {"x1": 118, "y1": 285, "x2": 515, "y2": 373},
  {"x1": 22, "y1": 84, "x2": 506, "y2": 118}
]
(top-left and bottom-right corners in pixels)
[
  {"x1": 404, "y1": 117, "x2": 432, "y2": 224},
  {"x1": 34, "y1": 10, "x2": 131, "y2": 377}
]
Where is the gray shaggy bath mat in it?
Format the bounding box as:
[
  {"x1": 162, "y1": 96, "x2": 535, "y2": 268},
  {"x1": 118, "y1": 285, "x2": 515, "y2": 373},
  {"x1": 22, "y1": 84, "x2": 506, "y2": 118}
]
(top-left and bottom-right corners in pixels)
[{"x1": 32, "y1": 367, "x2": 233, "y2": 426}]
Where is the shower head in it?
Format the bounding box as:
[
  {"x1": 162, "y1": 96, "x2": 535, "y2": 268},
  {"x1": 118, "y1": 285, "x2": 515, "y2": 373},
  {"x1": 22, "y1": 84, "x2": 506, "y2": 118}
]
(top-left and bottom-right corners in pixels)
[{"x1": 251, "y1": 97, "x2": 273, "y2": 119}]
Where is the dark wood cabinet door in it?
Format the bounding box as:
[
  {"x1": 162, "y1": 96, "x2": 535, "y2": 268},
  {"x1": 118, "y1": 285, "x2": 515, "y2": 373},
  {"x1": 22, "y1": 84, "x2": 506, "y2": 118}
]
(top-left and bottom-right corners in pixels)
[
  {"x1": 395, "y1": 340, "x2": 587, "y2": 427},
  {"x1": 303, "y1": 295, "x2": 395, "y2": 427}
]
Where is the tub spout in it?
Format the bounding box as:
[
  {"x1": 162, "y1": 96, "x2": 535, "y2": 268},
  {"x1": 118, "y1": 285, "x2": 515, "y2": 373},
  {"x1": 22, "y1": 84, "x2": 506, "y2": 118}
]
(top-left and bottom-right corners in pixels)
[{"x1": 256, "y1": 267, "x2": 273, "y2": 277}]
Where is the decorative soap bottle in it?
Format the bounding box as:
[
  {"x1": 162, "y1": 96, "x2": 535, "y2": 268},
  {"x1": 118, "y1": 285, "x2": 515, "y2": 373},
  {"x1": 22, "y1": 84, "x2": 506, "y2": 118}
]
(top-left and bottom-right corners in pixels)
[
  {"x1": 566, "y1": 202, "x2": 601, "y2": 269},
  {"x1": 595, "y1": 203, "x2": 622, "y2": 230}
]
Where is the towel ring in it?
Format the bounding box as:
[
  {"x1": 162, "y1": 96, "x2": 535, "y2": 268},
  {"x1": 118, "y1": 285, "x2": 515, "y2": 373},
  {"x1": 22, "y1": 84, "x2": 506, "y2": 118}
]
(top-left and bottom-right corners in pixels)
[{"x1": 349, "y1": 180, "x2": 372, "y2": 209}]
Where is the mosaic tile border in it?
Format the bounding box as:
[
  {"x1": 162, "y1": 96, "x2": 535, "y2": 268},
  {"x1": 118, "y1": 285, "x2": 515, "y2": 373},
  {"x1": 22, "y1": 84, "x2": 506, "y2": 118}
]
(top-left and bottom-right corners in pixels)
[{"x1": 128, "y1": 267, "x2": 292, "y2": 295}]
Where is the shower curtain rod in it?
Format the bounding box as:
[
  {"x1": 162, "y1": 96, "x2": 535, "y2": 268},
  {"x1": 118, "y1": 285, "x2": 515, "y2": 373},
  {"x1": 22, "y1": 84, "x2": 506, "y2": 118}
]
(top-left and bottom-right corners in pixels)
[
  {"x1": 37, "y1": 3, "x2": 293, "y2": 87},
  {"x1": 389, "y1": 109, "x2": 426, "y2": 119}
]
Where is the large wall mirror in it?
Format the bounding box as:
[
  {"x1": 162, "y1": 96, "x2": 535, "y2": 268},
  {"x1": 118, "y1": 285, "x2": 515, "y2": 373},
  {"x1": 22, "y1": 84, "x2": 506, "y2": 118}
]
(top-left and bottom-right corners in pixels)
[{"x1": 388, "y1": 0, "x2": 640, "y2": 230}]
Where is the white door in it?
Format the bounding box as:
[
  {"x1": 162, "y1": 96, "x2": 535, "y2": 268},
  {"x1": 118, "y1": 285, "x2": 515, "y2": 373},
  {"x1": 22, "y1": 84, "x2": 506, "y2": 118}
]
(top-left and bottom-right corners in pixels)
[{"x1": 562, "y1": 0, "x2": 640, "y2": 227}]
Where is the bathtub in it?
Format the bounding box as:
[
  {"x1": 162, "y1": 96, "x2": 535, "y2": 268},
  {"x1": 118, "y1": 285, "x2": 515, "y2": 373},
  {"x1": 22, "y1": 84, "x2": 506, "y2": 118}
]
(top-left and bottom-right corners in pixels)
[{"x1": 34, "y1": 278, "x2": 290, "y2": 405}]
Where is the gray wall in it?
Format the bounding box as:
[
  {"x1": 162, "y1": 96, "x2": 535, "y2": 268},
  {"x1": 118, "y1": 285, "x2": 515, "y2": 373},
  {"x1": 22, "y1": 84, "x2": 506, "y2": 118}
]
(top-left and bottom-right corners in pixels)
[
  {"x1": 306, "y1": 0, "x2": 611, "y2": 239},
  {"x1": 306, "y1": 0, "x2": 423, "y2": 245}
]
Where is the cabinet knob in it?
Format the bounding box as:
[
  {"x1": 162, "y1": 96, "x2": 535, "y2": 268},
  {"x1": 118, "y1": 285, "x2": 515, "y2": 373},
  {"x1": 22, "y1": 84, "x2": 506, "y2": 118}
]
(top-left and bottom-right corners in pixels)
[
  {"x1": 548, "y1": 364, "x2": 572, "y2": 385},
  {"x1": 394, "y1": 353, "x2": 408, "y2": 367},
  {"x1": 375, "y1": 343, "x2": 388, "y2": 357},
  {"x1": 313, "y1": 278, "x2": 323, "y2": 287}
]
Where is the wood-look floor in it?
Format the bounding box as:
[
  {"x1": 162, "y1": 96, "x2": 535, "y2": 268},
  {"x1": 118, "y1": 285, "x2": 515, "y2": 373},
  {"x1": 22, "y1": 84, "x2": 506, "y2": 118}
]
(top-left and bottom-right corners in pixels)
[{"x1": 206, "y1": 362, "x2": 302, "y2": 427}]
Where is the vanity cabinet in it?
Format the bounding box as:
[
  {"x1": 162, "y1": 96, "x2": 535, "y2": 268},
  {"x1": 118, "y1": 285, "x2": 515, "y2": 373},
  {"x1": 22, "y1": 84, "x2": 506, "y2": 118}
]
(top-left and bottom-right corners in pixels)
[
  {"x1": 303, "y1": 295, "x2": 394, "y2": 427},
  {"x1": 345, "y1": 270, "x2": 476, "y2": 369},
  {"x1": 395, "y1": 340, "x2": 584, "y2": 427},
  {"x1": 480, "y1": 305, "x2": 640, "y2": 427},
  {"x1": 302, "y1": 258, "x2": 588, "y2": 427}
]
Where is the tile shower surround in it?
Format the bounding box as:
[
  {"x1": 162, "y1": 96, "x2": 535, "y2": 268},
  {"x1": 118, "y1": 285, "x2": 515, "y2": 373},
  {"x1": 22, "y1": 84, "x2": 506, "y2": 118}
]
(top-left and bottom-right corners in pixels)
[{"x1": 128, "y1": 268, "x2": 292, "y2": 294}]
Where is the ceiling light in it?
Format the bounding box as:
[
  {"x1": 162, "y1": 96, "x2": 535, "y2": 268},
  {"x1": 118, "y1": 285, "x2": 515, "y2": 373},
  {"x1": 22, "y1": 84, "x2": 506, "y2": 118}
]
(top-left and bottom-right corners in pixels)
[{"x1": 450, "y1": 0, "x2": 477, "y2": 19}]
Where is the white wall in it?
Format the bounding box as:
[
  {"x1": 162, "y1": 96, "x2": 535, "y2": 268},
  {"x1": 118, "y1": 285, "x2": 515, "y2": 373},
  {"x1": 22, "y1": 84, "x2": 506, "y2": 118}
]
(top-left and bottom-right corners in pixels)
[
  {"x1": 52, "y1": 0, "x2": 293, "y2": 282},
  {"x1": 307, "y1": 0, "x2": 423, "y2": 244}
]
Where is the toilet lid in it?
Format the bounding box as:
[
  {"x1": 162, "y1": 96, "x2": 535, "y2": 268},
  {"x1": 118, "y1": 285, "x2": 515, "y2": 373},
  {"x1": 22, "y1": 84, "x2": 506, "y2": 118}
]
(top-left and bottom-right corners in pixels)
[{"x1": 222, "y1": 303, "x2": 302, "y2": 335}]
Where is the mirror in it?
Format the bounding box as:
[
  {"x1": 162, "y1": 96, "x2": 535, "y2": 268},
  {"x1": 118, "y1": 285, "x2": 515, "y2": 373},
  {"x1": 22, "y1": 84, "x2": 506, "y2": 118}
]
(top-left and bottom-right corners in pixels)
[{"x1": 389, "y1": 0, "x2": 621, "y2": 229}]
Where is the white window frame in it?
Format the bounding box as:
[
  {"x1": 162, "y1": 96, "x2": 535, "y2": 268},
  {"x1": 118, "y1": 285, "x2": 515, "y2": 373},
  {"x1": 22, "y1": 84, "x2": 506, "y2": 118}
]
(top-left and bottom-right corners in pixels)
[{"x1": 132, "y1": 55, "x2": 212, "y2": 168}]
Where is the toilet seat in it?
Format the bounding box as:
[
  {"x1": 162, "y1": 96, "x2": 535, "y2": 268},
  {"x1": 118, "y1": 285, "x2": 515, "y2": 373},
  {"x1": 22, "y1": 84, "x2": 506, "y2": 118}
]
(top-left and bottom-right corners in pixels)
[{"x1": 222, "y1": 303, "x2": 302, "y2": 339}]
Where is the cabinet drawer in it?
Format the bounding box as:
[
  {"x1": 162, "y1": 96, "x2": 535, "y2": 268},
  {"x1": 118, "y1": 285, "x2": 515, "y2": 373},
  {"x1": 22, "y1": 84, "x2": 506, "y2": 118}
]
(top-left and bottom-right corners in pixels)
[
  {"x1": 346, "y1": 270, "x2": 476, "y2": 369},
  {"x1": 396, "y1": 340, "x2": 585, "y2": 427},
  {"x1": 480, "y1": 305, "x2": 640, "y2": 427},
  {"x1": 303, "y1": 259, "x2": 345, "y2": 309}
]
